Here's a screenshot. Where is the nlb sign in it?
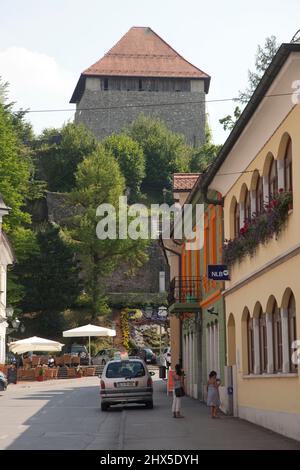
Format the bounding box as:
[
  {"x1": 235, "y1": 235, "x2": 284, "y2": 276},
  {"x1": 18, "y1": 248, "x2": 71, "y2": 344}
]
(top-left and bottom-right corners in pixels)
[{"x1": 208, "y1": 265, "x2": 230, "y2": 281}]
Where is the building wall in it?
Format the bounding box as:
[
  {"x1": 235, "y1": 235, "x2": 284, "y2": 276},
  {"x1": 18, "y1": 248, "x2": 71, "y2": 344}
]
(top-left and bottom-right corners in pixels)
[
  {"x1": 179, "y1": 194, "x2": 227, "y2": 407},
  {"x1": 222, "y1": 105, "x2": 300, "y2": 440},
  {"x1": 75, "y1": 78, "x2": 206, "y2": 146},
  {"x1": 0, "y1": 244, "x2": 11, "y2": 364},
  {"x1": 225, "y1": 255, "x2": 300, "y2": 440}
]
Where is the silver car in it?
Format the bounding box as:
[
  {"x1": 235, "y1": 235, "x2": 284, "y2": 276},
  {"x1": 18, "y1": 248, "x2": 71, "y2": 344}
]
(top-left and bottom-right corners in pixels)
[{"x1": 100, "y1": 358, "x2": 154, "y2": 411}]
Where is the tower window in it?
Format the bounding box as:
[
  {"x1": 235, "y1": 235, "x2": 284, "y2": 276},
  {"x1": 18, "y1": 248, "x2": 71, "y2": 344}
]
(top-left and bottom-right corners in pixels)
[
  {"x1": 139, "y1": 79, "x2": 143, "y2": 91},
  {"x1": 104, "y1": 78, "x2": 108, "y2": 91}
]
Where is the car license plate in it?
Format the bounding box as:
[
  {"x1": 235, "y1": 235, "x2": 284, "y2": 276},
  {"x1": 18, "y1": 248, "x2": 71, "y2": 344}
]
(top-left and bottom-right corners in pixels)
[{"x1": 117, "y1": 381, "x2": 135, "y2": 387}]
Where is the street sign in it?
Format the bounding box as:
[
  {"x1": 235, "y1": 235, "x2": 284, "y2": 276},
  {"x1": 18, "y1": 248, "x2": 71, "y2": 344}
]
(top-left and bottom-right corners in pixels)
[{"x1": 208, "y1": 264, "x2": 230, "y2": 281}]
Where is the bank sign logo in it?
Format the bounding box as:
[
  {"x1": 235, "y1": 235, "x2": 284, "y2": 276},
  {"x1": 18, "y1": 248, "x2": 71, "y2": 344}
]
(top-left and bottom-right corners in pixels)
[
  {"x1": 207, "y1": 265, "x2": 230, "y2": 281},
  {"x1": 96, "y1": 197, "x2": 205, "y2": 251}
]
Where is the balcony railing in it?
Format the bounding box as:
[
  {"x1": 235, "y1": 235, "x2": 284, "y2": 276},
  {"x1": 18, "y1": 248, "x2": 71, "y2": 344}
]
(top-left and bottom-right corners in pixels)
[{"x1": 168, "y1": 277, "x2": 202, "y2": 305}]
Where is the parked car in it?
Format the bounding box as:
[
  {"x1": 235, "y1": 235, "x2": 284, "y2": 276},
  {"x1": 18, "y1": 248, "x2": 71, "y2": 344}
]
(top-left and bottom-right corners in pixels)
[
  {"x1": 100, "y1": 358, "x2": 155, "y2": 411},
  {"x1": 163, "y1": 347, "x2": 171, "y2": 368},
  {"x1": 92, "y1": 349, "x2": 118, "y2": 365},
  {"x1": 61, "y1": 344, "x2": 90, "y2": 365},
  {"x1": 130, "y1": 347, "x2": 157, "y2": 364},
  {"x1": 0, "y1": 371, "x2": 8, "y2": 391}
]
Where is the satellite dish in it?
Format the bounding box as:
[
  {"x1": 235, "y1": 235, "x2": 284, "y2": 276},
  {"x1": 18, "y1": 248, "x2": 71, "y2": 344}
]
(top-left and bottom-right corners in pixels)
[{"x1": 291, "y1": 29, "x2": 300, "y2": 43}]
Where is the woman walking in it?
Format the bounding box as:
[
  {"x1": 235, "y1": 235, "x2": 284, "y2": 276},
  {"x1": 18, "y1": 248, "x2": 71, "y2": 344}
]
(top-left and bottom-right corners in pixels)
[
  {"x1": 206, "y1": 370, "x2": 221, "y2": 418},
  {"x1": 172, "y1": 364, "x2": 185, "y2": 418}
]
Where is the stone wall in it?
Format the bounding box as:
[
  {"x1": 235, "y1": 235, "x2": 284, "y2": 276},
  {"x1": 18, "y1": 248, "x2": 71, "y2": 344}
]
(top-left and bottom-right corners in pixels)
[
  {"x1": 75, "y1": 85, "x2": 206, "y2": 146},
  {"x1": 102, "y1": 241, "x2": 169, "y2": 295}
]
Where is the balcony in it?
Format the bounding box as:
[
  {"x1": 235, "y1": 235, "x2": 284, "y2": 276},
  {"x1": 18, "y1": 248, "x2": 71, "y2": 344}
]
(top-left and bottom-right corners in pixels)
[{"x1": 168, "y1": 277, "x2": 201, "y2": 314}]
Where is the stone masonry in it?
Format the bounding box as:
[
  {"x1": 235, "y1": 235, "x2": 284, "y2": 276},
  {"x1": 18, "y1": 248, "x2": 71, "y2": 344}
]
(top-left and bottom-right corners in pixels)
[{"x1": 75, "y1": 84, "x2": 206, "y2": 146}]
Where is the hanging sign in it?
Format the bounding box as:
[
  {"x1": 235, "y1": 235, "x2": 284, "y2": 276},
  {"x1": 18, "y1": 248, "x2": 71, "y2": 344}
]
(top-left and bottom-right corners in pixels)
[{"x1": 208, "y1": 264, "x2": 230, "y2": 281}]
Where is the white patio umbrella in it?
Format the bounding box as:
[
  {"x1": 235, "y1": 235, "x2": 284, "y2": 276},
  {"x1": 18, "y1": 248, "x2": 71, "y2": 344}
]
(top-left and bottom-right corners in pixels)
[
  {"x1": 8, "y1": 336, "x2": 64, "y2": 355},
  {"x1": 62, "y1": 324, "x2": 116, "y2": 365}
]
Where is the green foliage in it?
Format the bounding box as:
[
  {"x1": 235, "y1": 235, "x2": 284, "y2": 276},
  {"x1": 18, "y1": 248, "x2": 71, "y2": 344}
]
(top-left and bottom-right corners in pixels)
[
  {"x1": 219, "y1": 36, "x2": 278, "y2": 132},
  {"x1": 36, "y1": 123, "x2": 98, "y2": 192},
  {"x1": 238, "y1": 36, "x2": 279, "y2": 103},
  {"x1": 103, "y1": 133, "x2": 145, "y2": 200},
  {"x1": 66, "y1": 145, "x2": 148, "y2": 319},
  {"x1": 127, "y1": 115, "x2": 191, "y2": 194},
  {"x1": 0, "y1": 104, "x2": 32, "y2": 232},
  {"x1": 190, "y1": 142, "x2": 221, "y2": 173},
  {"x1": 12, "y1": 225, "x2": 81, "y2": 314},
  {"x1": 219, "y1": 106, "x2": 242, "y2": 132}
]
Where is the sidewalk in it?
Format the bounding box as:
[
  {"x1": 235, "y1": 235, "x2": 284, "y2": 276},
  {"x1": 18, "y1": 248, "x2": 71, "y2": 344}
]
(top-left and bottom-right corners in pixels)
[{"x1": 121, "y1": 379, "x2": 300, "y2": 450}]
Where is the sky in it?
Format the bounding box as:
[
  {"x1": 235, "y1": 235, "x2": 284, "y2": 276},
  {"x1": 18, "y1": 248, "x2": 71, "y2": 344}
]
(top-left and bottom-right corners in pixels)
[{"x1": 1, "y1": 0, "x2": 299, "y2": 144}]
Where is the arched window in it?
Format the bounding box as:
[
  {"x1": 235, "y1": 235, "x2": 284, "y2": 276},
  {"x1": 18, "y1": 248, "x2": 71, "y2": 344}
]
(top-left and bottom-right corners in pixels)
[
  {"x1": 234, "y1": 201, "x2": 240, "y2": 238},
  {"x1": 288, "y1": 294, "x2": 297, "y2": 372},
  {"x1": 269, "y1": 158, "x2": 278, "y2": 198},
  {"x1": 284, "y1": 138, "x2": 292, "y2": 192},
  {"x1": 273, "y1": 301, "x2": 282, "y2": 372},
  {"x1": 256, "y1": 176, "x2": 264, "y2": 215},
  {"x1": 244, "y1": 188, "x2": 251, "y2": 221},
  {"x1": 247, "y1": 314, "x2": 254, "y2": 374},
  {"x1": 259, "y1": 309, "x2": 267, "y2": 373}
]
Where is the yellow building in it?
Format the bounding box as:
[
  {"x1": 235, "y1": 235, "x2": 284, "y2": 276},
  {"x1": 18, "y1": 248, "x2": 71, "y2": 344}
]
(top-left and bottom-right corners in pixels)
[{"x1": 201, "y1": 42, "x2": 300, "y2": 440}]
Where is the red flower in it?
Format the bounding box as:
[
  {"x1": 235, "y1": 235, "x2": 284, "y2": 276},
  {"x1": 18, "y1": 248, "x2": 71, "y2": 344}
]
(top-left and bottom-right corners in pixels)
[{"x1": 279, "y1": 188, "x2": 284, "y2": 193}]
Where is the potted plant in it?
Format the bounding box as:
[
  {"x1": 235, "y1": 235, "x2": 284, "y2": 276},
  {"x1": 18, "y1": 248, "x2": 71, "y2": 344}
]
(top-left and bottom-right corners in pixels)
[
  {"x1": 76, "y1": 366, "x2": 83, "y2": 378},
  {"x1": 36, "y1": 367, "x2": 46, "y2": 382}
]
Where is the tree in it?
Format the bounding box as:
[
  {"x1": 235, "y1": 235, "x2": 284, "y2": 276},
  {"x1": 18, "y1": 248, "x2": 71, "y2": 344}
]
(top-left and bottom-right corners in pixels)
[
  {"x1": 66, "y1": 145, "x2": 148, "y2": 320},
  {"x1": 218, "y1": 106, "x2": 242, "y2": 132},
  {"x1": 36, "y1": 122, "x2": 98, "y2": 192},
  {"x1": 103, "y1": 133, "x2": 145, "y2": 200},
  {"x1": 12, "y1": 225, "x2": 81, "y2": 336},
  {"x1": 0, "y1": 104, "x2": 32, "y2": 234},
  {"x1": 238, "y1": 36, "x2": 279, "y2": 103},
  {"x1": 190, "y1": 118, "x2": 221, "y2": 172},
  {"x1": 219, "y1": 36, "x2": 279, "y2": 131},
  {"x1": 0, "y1": 82, "x2": 44, "y2": 309},
  {"x1": 127, "y1": 115, "x2": 191, "y2": 196}
]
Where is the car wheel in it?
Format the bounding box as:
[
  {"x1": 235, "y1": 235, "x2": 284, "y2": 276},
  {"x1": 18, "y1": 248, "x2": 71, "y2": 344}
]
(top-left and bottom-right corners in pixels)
[
  {"x1": 101, "y1": 359, "x2": 106, "y2": 365},
  {"x1": 145, "y1": 400, "x2": 153, "y2": 409},
  {"x1": 0, "y1": 382, "x2": 5, "y2": 392},
  {"x1": 101, "y1": 402, "x2": 109, "y2": 411}
]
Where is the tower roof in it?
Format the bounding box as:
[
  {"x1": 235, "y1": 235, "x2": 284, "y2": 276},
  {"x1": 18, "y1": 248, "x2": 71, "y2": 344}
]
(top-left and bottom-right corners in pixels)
[{"x1": 70, "y1": 27, "x2": 210, "y2": 102}]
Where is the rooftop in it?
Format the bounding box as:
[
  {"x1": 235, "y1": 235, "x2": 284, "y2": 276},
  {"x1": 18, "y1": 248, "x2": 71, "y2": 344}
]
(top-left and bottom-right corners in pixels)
[
  {"x1": 172, "y1": 173, "x2": 201, "y2": 191},
  {"x1": 70, "y1": 27, "x2": 210, "y2": 102}
]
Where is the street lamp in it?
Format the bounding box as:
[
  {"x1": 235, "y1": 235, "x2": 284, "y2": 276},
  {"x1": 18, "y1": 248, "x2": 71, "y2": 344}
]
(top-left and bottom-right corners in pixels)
[{"x1": 6, "y1": 306, "x2": 14, "y2": 318}]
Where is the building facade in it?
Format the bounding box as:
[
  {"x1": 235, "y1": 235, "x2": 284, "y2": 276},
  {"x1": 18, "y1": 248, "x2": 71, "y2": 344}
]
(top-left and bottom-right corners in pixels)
[
  {"x1": 70, "y1": 27, "x2": 210, "y2": 146},
  {"x1": 203, "y1": 42, "x2": 300, "y2": 440},
  {"x1": 0, "y1": 196, "x2": 14, "y2": 364},
  {"x1": 161, "y1": 174, "x2": 229, "y2": 411}
]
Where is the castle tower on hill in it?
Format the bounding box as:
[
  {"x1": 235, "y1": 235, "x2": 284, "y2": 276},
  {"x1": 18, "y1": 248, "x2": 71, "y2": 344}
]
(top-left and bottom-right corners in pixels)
[{"x1": 70, "y1": 26, "x2": 210, "y2": 146}]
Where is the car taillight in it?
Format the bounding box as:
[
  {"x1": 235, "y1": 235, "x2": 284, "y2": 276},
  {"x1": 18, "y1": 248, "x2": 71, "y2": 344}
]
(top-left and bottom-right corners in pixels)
[
  {"x1": 147, "y1": 377, "x2": 152, "y2": 387},
  {"x1": 100, "y1": 380, "x2": 105, "y2": 389}
]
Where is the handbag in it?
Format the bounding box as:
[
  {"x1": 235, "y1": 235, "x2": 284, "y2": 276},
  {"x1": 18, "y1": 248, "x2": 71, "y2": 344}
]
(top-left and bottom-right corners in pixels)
[{"x1": 175, "y1": 386, "x2": 185, "y2": 397}]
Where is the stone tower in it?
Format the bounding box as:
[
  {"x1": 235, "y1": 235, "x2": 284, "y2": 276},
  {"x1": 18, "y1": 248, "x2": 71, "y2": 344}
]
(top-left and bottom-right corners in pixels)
[{"x1": 70, "y1": 26, "x2": 210, "y2": 146}]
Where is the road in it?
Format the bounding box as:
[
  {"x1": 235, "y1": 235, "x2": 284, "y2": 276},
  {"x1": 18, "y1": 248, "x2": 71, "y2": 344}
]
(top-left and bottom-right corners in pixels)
[{"x1": 0, "y1": 375, "x2": 299, "y2": 450}]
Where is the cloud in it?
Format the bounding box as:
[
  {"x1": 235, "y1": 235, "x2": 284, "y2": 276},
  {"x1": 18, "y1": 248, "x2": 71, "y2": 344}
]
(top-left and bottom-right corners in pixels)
[{"x1": 0, "y1": 47, "x2": 76, "y2": 134}]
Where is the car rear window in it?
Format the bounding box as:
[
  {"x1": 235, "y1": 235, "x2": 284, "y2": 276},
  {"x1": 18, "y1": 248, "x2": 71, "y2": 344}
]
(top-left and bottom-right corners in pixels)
[{"x1": 106, "y1": 361, "x2": 145, "y2": 379}]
